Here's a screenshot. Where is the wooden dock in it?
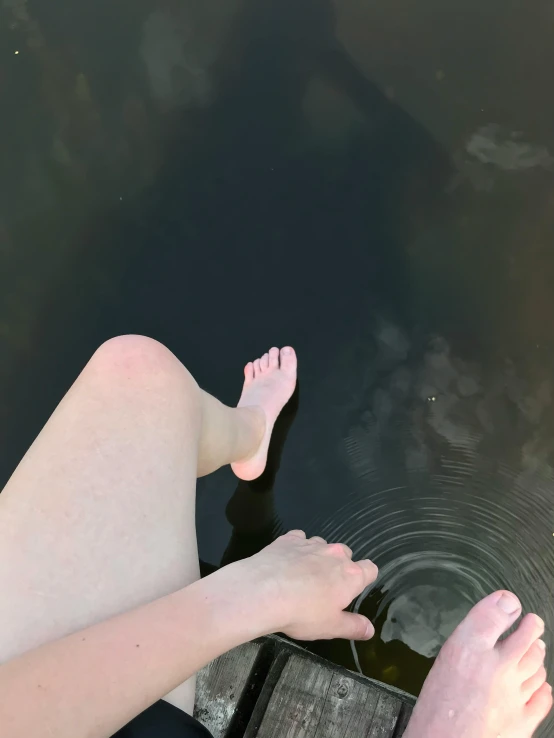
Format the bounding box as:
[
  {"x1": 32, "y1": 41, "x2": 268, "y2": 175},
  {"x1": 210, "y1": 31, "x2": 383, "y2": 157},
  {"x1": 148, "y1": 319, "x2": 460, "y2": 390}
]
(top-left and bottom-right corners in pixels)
[{"x1": 194, "y1": 636, "x2": 415, "y2": 738}]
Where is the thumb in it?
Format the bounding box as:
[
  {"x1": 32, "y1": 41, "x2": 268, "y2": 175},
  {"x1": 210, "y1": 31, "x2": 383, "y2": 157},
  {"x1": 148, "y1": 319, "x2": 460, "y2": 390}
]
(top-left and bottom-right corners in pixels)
[{"x1": 331, "y1": 612, "x2": 375, "y2": 641}]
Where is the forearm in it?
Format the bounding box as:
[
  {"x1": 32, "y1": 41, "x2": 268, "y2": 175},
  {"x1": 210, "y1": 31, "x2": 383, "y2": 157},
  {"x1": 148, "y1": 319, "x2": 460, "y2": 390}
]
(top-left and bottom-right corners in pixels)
[{"x1": 0, "y1": 563, "x2": 271, "y2": 738}]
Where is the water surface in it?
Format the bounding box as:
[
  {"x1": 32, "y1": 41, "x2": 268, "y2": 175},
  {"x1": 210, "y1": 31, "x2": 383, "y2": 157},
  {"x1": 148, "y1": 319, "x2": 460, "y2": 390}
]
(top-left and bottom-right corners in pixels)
[{"x1": 2, "y1": 0, "x2": 554, "y2": 731}]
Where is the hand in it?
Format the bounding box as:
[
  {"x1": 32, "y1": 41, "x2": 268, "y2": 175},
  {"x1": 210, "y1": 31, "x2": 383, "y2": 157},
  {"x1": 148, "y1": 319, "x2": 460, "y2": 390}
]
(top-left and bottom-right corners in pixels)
[{"x1": 235, "y1": 530, "x2": 378, "y2": 642}]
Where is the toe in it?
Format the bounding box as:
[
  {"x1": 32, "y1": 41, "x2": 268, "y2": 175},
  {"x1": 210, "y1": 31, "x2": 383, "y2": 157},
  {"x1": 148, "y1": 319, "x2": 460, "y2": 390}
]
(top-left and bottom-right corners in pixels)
[
  {"x1": 280, "y1": 346, "x2": 297, "y2": 375},
  {"x1": 519, "y1": 639, "x2": 546, "y2": 679},
  {"x1": 450, "y1": 591, "x2": 522, "y2": 651},
  {"x1": 525, "y1": 682, "x2": 553, "y2": 731},
  {"x1": 261, "y1": 353, "x2": 269, "y2": 371},
  {"x1": 501, "y1": 613, "x2": 545, "y2": 661},
  {"x1": 269, "y1": 347, "x2": 280, "y2": 368},
  {"x1": 244, "y1": 362, "x2": 254, "y2": 382},
  {"x1": 522, "y1": 666, "x2": 548, "y2": 701},
  {"x1": 254, "y1": 358, "x2": 261, "y2": 376}
]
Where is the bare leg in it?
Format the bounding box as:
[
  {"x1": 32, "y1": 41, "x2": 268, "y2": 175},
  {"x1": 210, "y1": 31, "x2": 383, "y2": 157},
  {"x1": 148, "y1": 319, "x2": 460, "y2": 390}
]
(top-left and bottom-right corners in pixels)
[{"x1": 0, "y1": 335, "x2": 297, "y2": 715}]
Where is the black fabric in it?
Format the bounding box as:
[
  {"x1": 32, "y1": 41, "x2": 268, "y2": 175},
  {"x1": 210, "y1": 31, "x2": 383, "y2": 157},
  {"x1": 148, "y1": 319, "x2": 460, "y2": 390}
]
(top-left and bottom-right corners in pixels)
[{"x1": 113, "y1": 700, "x2": 213, "y2": 738}]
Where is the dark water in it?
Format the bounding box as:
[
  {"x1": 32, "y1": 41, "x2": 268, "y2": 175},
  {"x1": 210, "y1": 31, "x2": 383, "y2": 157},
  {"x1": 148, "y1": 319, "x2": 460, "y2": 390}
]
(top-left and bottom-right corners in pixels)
[{"x1": 2, "y1": 0, "x2": 554, "y2": 731}]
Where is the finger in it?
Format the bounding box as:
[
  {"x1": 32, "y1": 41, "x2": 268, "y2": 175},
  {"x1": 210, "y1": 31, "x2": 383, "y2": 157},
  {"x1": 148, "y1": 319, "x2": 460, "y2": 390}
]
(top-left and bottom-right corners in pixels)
[
  {"x1": 327, "y1": 542, "x2": 353, "y2": 559},
  {"x1": 286, "y1": 530, "x2": 306, "y2": 539},
  {"x1": 331, "y1": 612, "x2": 375, "y2": 641},
  {"x1": 309, "y1": 536, "x2": 327, "y2": 545},
  {"x1": 356, "y1": 559, "x2": 379, "y2": 587}
]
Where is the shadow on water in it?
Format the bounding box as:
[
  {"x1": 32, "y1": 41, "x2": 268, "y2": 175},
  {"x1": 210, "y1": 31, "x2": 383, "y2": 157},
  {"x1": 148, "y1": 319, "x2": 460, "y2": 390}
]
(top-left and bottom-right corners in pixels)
[{"x1": 2, "y1": 0, "x2": 554, "y2": 732}]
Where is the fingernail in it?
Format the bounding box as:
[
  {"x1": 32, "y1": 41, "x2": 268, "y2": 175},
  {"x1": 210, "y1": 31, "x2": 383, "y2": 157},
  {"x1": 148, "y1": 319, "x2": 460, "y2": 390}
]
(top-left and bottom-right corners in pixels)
[
  {"x1": 538, "y1": 639, "x2": 546, "y2": 650},
  {"x1": 282, "y1": 347, "x2": 292, "y2": 354},
  {"x1": 497, "y1": 593, "x2": 521, "y2": 614},
  {"x1": 365, "y1": 621, "x2": 375, "y2": 639}
]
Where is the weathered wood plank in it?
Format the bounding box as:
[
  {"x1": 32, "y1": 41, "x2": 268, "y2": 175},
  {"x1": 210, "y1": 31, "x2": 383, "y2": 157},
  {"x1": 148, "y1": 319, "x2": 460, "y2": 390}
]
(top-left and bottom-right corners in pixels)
[
  {"x1": 195, "y1": 637, "x2": 414, "y2": 738},
  {"x1": 255, "y1": 654, "x2": 334, "y2": 738},
  {"x1": 194, "y1": 641, "x2": 262, "y2": 738},
  {"x1": 315, "y1": 671, "x2": 382, "y2": 738},
  {"x1": 391, "y1": 704, "x2": 413, "y2": 738},
  {"x1": 367, "y1": 693, "x2": 403, "y2": 738},
  {"x1": 253, "y1": 652, "x2": 404, "y2": 738},
  {"x1": 268, "y1": 635, "x2": 416, "y2": 708}
]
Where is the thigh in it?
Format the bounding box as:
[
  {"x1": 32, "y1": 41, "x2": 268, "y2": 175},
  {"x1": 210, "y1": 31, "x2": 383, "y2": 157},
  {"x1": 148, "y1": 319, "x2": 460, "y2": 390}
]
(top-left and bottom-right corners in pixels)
[{"x1": 0, "y1": 336, "x2": 201, "y2": 664}]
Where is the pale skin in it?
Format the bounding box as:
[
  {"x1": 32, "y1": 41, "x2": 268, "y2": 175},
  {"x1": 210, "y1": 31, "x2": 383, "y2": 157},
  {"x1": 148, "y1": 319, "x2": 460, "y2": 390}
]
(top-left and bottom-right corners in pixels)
[{"x1": 0, "y1": 336, "x2": 551, "y2": 738}]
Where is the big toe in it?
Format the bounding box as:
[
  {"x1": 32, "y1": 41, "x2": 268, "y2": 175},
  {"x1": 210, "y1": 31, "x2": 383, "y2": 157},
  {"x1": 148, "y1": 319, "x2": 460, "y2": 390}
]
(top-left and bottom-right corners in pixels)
[
  {"x1": 451, "y1": 591, "x2": 522, "y2": 650},
  {"x1": 280, "y1": 347, "x2": 297, "y2": 375}
]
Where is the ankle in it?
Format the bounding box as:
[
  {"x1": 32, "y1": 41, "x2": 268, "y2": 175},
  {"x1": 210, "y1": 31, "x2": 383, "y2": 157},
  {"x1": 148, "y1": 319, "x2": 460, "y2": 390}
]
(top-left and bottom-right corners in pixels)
[{"x1": 236, "y1": 406, "x2": 266, "y2": 461}]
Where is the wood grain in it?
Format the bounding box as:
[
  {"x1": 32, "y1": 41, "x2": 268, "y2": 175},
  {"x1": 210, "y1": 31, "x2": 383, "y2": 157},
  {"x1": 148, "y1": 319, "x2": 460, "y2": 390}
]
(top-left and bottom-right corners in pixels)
[
  {"x1": 254, "y1": 653, "x2": 404, "y2": 738},
  {"x1": 194, "y1": 637, "x2": 414, "y2": 738},
  {"x1": 194, "y1": 641, "x2": 262, "y2": 738}
]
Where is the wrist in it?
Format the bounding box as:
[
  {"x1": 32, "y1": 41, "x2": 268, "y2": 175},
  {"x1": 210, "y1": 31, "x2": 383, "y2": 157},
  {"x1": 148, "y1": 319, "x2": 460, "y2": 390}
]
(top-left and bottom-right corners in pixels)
[{"x1": 194, "y1": 560, "x2": 281, "y2": 642}]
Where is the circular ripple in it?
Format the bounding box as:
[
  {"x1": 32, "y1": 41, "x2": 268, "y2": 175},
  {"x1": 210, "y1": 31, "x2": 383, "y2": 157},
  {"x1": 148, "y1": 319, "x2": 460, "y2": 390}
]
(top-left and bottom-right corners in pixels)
[{"x1": 312, "y1": 459, "x2": 554, "y2": 736}]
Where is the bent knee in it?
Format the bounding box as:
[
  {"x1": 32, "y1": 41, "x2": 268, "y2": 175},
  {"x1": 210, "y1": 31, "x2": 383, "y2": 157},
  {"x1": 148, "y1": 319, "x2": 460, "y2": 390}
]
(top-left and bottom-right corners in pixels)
[
  {"x1": 86, "y1": 335, "x2": 199, "y2": 403},
  {"x1": 91, "y1": 335, "x2": 177, "y2": 374}
]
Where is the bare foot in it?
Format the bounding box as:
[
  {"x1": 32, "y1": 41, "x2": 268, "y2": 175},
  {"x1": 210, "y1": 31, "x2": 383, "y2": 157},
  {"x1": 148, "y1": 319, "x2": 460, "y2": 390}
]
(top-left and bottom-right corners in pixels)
[
  {"x1": 231, "y1": 347, "x2": 297, "y2": 481},
  {"x1": 404, "y1": 591, "x2": 552, "y2": 738}
]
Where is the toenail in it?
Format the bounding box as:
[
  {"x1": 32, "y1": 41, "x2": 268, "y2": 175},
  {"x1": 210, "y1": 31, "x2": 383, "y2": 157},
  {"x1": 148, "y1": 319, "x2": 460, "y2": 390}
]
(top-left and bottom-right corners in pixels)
[
  {"x1": 282, "y1": 347, "x2": 292, "y2": 354},
  {"x1": 497, "y1": 593, "x2": 521, "y2": 614}
]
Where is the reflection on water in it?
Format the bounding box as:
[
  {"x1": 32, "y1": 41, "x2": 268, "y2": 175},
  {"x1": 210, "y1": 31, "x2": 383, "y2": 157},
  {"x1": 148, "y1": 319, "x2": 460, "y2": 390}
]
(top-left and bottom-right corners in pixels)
[
  {"x1": 307, "y1": 323, "x2": 554, "y2": 705},
  {"x1": 2, "y1": 0, "x2": 554, "y2": 734}
]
